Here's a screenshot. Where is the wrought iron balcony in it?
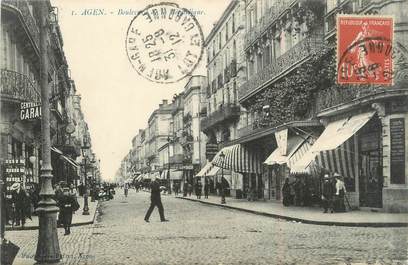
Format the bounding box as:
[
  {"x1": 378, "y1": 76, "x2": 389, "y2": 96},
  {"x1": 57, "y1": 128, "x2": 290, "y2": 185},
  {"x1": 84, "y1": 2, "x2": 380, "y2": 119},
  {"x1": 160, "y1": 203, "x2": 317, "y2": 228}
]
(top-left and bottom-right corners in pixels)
[
  {"x1": 2, "y1": 0, "x2": 40, "y2": 50},
  {"x1": 1, "y1": 69, "x2": 41, "y2": 103},
  {"x1": 316, "y1": 86, "x2": 408, "y2": 114},
  {"x1": 239, "y1": 35, "x2": 323, "y2": 102},
  {"x1": 56, "y1": 136, "x2": 81, "y2": 157},
  {"x1": 201, "y1": 104, "x2": 240, "y2": 132}
]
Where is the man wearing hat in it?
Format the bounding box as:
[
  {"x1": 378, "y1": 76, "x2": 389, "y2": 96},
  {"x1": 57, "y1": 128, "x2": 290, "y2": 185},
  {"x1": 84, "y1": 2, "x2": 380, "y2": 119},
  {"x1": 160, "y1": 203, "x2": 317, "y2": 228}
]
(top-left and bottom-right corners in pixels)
[
  {"x1": 334, "y1": 173, "x2": 347, "y2": 212},
  {"x1": 11, "y1": 181, "x2": 29, "y2": 226},
  {"x1": 321, "y1": 174, "x2": 335, "y2": 213},
  {"x1": 144, "y1": 175, "x2": 168, "y2": 223}
]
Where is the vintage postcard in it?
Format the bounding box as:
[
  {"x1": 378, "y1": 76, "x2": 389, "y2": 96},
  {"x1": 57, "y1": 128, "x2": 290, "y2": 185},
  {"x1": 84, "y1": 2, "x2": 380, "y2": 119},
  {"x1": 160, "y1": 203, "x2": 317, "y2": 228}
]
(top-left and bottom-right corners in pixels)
[{"x1": 1, "y1": 0, "x2": 407, "y2": 265}]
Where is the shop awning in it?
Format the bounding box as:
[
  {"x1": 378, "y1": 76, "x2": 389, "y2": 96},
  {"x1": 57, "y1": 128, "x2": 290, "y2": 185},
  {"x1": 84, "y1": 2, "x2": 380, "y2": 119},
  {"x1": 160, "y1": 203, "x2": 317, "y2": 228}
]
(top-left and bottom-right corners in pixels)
[
  {"x1": 51, "y1": 146, "x2": 63, "y2": 155},
  {"x1": 290, "y1": 111, "x2": 375, "y2": 174},
  {"x1": 196, "y1": 162, "x2": 214, "y2": 177},
  {"x1": 264, "y1": 136, "x2": 305, "y2": 166},
  {"x1": 212, "y1": 144, "x2": 262, "y2": 174},
  {"x1": 60, "y1": 155, "x2": 79, "y2": 169},
  {"x1": 207, "y1": 165, "x2": 221, "y2": 176},
  {"x1": 310, "y1": 111, "x2": 375, "y2": 153},
  {"x1": 169, "y1": 169, "x2": 183, "y2": 180}
]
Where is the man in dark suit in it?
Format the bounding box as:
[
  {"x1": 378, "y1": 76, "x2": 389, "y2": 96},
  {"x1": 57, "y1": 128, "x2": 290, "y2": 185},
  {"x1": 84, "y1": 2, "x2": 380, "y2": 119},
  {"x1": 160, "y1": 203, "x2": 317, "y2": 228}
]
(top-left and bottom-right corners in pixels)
[
  {"x1": 144, "y1": 176, "x2": 168, "y2": 223},
  {"x1": 321, "y1": 174, "x2": 335, "y2": 213}
]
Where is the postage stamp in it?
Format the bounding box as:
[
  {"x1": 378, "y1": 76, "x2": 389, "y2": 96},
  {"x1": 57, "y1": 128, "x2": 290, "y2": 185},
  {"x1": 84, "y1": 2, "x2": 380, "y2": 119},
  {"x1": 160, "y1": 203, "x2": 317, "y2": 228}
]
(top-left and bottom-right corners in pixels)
[
  {"x1": 125, "y1": 2, "x2": 204, "y2": 83},
  {"x1": 337, "y1": 15, "x2": 394, "y2": 85}
]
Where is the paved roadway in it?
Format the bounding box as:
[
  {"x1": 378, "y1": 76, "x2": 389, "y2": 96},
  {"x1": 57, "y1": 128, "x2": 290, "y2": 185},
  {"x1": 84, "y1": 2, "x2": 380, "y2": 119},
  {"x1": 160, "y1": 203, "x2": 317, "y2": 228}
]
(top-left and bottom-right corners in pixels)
[{"x1": 7, "y1": 191, "x2": 408, "y2": 265}]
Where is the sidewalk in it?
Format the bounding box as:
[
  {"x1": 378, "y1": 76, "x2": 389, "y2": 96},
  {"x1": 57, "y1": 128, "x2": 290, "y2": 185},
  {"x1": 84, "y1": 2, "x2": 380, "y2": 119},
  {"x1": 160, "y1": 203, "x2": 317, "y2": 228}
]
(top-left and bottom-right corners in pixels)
[
  {"x1": 5, "y1": 197, "x2": 99, "y2": 231},
  {"x1": 177, "y1": 195, "x2": 408, "y2": 227}
]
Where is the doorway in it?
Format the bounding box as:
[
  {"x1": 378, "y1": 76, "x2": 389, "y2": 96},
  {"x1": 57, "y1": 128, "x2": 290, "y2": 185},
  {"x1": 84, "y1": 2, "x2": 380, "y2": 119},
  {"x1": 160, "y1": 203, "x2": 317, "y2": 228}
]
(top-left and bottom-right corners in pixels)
[{"x1": 359, "y1": 116, "x2": 383, "y2": 208}]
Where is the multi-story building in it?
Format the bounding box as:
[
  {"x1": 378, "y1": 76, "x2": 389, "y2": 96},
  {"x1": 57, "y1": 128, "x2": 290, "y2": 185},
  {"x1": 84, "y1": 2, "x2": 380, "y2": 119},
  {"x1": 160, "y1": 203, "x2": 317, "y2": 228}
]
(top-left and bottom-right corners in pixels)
[
  {"x1": 0, "y1": 0, "x2": 87, "y2": 192},
  {"x1": 224, "y1": 0, "x2": 408, "y2": 212},
  {"x1": 182, "y1": 76, "x2": 208, "y2": 183},
  {"x1": 201, "y1": 0, "x2": 246, "y2": 198},
  {"x1": 146, "y1": 100, "x2": 174, "y2": 176}
]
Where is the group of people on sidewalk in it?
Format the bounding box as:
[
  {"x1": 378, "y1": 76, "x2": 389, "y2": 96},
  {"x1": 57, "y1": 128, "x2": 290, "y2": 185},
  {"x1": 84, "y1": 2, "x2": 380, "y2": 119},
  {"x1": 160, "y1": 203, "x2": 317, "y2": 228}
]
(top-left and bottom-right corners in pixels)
[
  {"x1": 2, "y1": 181, "x2": 40, "y2": 228},
  {"x1": 282, "y1": 172, "x2": 348, "y2": 213},
  {"x1": 176, "y1": 181, "x2": 210, "y2": 199}
]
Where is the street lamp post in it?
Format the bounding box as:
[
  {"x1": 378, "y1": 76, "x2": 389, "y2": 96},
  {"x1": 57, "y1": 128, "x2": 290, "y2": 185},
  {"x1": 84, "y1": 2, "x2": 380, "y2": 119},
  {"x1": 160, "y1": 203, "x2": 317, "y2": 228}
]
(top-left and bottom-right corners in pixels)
[
  {"x1": 81, "y1": 139, "x2": 90, "y2": 215},
  {"x1": 167, "y1": 137, "x2": 172, "y2": 195},
  {"x1": 220, "y1": 151, "x2": 226, "y2": 204},
  {"x1": 35, "y1": 3, "x2": 62, "y2": 262}
]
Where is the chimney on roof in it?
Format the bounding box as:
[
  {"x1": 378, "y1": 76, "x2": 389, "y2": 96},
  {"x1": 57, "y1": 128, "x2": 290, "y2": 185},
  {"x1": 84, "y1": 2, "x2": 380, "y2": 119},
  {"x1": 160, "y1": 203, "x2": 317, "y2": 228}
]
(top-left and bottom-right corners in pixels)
[{"x1": 162, "y1": 99, "x2": 168, "y2": 105}]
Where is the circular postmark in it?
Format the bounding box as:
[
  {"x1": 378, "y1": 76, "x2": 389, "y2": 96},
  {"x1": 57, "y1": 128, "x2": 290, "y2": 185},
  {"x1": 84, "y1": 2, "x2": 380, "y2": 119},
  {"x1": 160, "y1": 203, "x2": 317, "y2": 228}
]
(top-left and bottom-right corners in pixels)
[
  {"x1": 125, "y1": 2, "x2": 204, "y2": 84},
  {"x1": 338, "y1": 37, "x2": 393, "y2": 84}
]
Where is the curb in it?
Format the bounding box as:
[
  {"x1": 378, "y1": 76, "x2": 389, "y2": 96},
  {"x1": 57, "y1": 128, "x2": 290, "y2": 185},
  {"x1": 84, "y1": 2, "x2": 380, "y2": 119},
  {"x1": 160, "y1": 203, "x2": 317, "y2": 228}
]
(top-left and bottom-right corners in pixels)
[
  {"x1": 5, "y1": 201, "x2": 100, "y2": 231},
  {"x1": 177, "y1": 197, "x2": 408, "y2": 228}
]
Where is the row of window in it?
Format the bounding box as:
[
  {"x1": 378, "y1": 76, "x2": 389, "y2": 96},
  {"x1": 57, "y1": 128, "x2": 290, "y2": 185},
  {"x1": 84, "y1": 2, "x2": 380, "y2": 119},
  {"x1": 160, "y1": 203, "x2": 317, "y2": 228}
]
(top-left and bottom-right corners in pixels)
[
  {"x1": 1, "y1": 24, "x2": 39, "y2": 87},
  {"x1": 247, "y1": 21, "x2": 308, "y2": 79},
  {"x1": 207, "y1": 81, "x2": 238, "y2": 116}
]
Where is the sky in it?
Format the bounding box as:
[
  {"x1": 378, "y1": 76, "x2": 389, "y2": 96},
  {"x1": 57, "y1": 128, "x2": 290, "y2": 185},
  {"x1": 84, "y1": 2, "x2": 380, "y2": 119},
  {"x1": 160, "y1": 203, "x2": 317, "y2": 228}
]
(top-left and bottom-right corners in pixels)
[{"x1": 53, "y1": 0, "x2": 230, "y2": 181}]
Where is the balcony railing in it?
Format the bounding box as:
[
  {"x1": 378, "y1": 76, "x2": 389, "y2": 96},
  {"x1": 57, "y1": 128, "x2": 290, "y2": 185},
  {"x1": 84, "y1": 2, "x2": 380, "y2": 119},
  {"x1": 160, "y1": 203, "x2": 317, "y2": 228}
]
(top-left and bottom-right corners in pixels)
[
  {"x1": 1, "y1": 69, "x2": 41, "y2": 103},
  {"x1": 201, "y1": 104, "x2": 240, "y2": 132},
  {"x1": 239, "y1": 35, "x2": 323, "y2": 102},
  {"x1": 2, "y1": 0, "x2": 40, "y2": 49},
  {"x1": 316, "y1": 86, "x2": 407, "y2": 113}
]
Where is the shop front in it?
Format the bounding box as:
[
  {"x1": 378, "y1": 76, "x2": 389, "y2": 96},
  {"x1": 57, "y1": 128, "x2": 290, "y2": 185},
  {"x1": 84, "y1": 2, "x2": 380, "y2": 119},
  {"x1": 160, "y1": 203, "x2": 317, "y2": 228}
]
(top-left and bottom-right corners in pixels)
[{"x1": 211, "y1": 143, "x2": 262, "y2": 199}]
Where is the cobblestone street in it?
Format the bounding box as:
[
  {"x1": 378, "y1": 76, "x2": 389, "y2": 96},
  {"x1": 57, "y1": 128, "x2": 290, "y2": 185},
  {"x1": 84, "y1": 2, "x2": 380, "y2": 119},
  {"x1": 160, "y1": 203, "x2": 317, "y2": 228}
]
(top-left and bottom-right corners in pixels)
[{"x1": 7, "y1": 191, "x2": 408, "y2": 265}]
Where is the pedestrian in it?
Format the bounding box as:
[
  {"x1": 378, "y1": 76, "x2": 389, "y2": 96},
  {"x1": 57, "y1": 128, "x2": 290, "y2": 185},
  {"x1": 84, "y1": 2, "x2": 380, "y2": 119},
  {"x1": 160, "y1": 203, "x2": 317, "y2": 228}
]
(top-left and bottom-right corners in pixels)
[
  {"x1": 174, "y1": 182, "x2": 179, "y2": 196},
  {"x1": 282, "y1": 178, "x2": 292, "y2": 207},
  {"x1": 321, "y1": 174, "x2": 334, "y2": 213},
  {"x1": 334, "y1": 173, "x2": 347, "y2": 212},
  {"x1": 188, "y1": 183, "x2": 193, "y2": 197},
  {"x1": 195, "y1": 181, "x2": 202, "y2": 199},
  {"x1": 183, "y1": 182, "x2": 188, "y2": 197},
  {"x1": 11, "y1": 182, "x2": 29, "y2": 227},
  {"x1": 204, "y1": 181, "x2": 209, "y2": 199},
  {"x1": 54, "y1": 183, "x2": 64, "y2": 227},
  {"x1": 124, "y1": 182, "x2": 129, "y2": 197},
  {"x1": 144, "y1": 176, "x2": 169, "y2": 223},
  {"x1": 58, "y1": 185, "x2": 80, "y2": 235}
]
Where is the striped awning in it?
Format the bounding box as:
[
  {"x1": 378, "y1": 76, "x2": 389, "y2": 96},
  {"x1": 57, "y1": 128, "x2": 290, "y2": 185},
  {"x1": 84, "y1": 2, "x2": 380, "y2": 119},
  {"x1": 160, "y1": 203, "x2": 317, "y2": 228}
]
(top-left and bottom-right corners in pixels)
[
  {"x1": 264, "y1": 136, "x2": 305, "y2": 166},
  {"x1": 196, "y1": 162, "x2": 214, "y2": 177},
  {"x1": 212, "y1": 144, "x2": 262, "y2": 174},
  {"x1": 207, "y1": 165, "x2": 221, "y2": 176},
  {"x1": 315, "y1": 136, "x2": 356, "y2": 179}
]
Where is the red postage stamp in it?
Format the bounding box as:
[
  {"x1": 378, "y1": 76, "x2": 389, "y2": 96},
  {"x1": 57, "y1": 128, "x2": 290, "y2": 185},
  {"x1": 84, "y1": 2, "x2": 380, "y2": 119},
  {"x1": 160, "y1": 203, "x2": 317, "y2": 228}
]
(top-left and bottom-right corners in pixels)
[{"x1": 337, "y1": 15, "x2": 394, "y2": 85}]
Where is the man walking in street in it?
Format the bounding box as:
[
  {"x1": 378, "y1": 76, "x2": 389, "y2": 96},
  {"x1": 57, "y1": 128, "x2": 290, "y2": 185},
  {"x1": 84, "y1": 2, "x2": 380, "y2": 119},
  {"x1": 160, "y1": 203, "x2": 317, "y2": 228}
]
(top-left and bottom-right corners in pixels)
[
  {"x1": 144, "y1": 176, "x2": 169, "y2": 223},
  {"x1": 321, "y1": 174, "x2": 334, "y2": 213}
]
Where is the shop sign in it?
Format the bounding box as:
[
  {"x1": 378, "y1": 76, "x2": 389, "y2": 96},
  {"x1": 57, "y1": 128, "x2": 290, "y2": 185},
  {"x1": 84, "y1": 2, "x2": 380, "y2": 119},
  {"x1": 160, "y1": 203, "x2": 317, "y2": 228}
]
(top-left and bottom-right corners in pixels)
[
  {"x1": 182, "y1": 165, "x2": 194, "y2": 170},
  {"x1": 3, "y1": 159, "x2": 26, "y2": 199},
  {"x1": 390, "y1": 118, "x2": 405, "y2": 184},
  {"x1": 20, "y1": 102, "x2": 41, "y2": 120},
  {"x1": 275, "y1": 129, "x2": 288, "y2": 155}
]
